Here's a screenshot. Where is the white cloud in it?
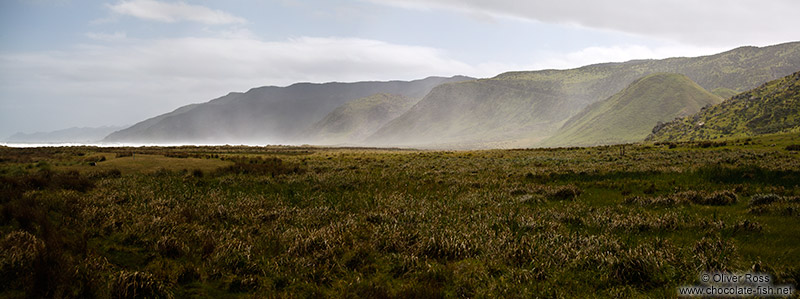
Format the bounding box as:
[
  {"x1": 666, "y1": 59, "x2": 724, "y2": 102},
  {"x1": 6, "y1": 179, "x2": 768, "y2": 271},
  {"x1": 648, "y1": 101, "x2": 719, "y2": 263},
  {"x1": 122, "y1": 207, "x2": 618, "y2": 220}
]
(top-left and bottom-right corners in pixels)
[
  {"x1": 0, "y1": 36, "x2": 489, "y2": 89},
  {"x1": 85, "y1": 31, "x2": 127, "y2": 42},
  {"x1": 107, "y1": 0, "x2": 246, "y2": 25},
  {"x1": 366, "y1": 0, "x2": 800, "y2": 47},
  {"x1": 0, "y1": 36, "x2": 491, "y2": 136},
  {"x1": 527, "y1": 44, "x2": 727, "y2": 71}
]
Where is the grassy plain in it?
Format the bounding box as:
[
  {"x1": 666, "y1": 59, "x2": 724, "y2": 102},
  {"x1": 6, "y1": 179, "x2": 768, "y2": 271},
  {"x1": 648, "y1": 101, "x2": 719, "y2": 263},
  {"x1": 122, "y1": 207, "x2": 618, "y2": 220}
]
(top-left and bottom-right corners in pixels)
[{"x1": 1, "y1": 134, "x2": 799, "y2": 298}]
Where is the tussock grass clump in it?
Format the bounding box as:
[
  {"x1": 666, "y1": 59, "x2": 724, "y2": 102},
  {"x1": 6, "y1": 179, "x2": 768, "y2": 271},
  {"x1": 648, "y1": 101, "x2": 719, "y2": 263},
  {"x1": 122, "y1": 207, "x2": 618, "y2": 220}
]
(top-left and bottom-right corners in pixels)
[
  {"x1": 211, "y1": 238, "x2": 257, "y2": 275},
  {"x1": 72, "y1": 255, "x2": 114, "y2": 297},
  {"x1": 626, "y1": 190, "x2": 739, "y2": 207},
  {"x1": 731, "y1": 219, "x2": 763, "y2": 233},
  {"x1": 623, "y1": 195, "x2": 686, "y2": 207},
  {"x1": 111, "y1": 271, "x2": 172, "y2": 299},
  {"x1": 608, "y1": 239, "x2": 681, "y2": 289},
  {"x1": 540, "y1": 184, "x2": 582, "y2": 201},
  {"x1": 693, "y1": 190, "x2": 738, "y2": 206},
  {"x1": 750, "y1": 193, "x2": 782, "y2": 206},
  {"x1": 594, "y1": 210, "x2": 685, "y2": 232},
  {"x1": 1, "y1": 169, "x2": 95, "y2": 195},
  {"x1": 673, "y1": 190, "x2": 704, "y2": 203},
  {"x1": 695, "y1": 141, "x2": 728, "y2": 148},
  {"x1": 217, "y1": 157, "x2": 305, "y2": 176},
  {"x1": 693, "y1": 236, "x2": 736, "y2": 271},
  {"x1": 748, "y1": 201, "x2": 800, "y2": 216},
  {"x1": 420, "y1": 229, "x2": 482, "y2": 261},
  {"x1": 696, "y1": 164, "x2": 800, "y2": 186},
  {"x1": 0, "y1": 231, "x2": 45, "y2": 290},
  {"x1": 155, "y1": 236, "x2": 187, "y2": 259}
]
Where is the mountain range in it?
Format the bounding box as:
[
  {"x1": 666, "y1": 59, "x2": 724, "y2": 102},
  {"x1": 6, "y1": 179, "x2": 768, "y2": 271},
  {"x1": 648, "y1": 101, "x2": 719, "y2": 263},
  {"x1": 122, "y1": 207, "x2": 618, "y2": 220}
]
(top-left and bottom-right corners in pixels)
[
  {"x1": 95, "y1": 41, "x2": 800, "y2": 148},
  {"x1": 647, "y1": 71, "x2": 800, "y2": 142},
  {"x1": 104, "y1": 76, "x2": 473, "y2": 144},
  {"x1": 4, "y1": 126, "x2": 126, "y2": 144}
]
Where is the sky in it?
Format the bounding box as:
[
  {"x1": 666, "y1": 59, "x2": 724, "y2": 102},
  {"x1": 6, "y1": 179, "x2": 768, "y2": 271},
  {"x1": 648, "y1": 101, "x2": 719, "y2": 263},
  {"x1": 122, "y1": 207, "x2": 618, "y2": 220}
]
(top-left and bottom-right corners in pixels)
[{"x1": 1, "y1": 0, "x2": 799, "y2": 138}]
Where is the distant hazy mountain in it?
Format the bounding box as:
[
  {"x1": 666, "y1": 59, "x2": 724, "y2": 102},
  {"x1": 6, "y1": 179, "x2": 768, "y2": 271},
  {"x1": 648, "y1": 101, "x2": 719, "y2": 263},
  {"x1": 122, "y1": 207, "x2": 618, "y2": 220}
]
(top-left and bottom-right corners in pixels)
[
  {"x1": 647, "y1": 71, "x2": 800, "y2": 142},
  {"x1": 542, "y1": 73, "x2": 723, "y2": 147},
  {"x1": 5, "y1": 126, "x2": 127, "y2": 143},
  {"x1": 367, "y1": 42, "x2": 800, "y2": 148},
  {"x1": 104, "y1": 76, "x2": 473, "y2": 144},
  {"x1": 302, "y1": 93, "x2": 417, "y2": 145}
]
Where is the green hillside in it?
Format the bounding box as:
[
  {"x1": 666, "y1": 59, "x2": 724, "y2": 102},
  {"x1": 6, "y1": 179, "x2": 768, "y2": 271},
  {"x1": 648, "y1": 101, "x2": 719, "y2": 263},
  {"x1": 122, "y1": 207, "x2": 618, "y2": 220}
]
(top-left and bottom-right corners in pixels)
[
  {"x1": 542, "y1": 73, "x2": 723, "y2": 147},
  {"x1": 368, "y1": 42, "x2": 800, "y2": 148},
  {"x1": 648, "y1": 71, "x2": 800, "y2": 142},
  {"x1": 303, "y1": 93, "x2": 416, "y2": 145}
]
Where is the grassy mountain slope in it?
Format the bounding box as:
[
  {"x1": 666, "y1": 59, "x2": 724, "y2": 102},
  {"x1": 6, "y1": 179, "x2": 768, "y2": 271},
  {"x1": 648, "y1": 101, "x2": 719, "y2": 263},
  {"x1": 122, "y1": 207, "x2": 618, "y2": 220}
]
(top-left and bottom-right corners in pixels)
[
  {"x1": 647, "y1": 71, "x2": 800, "y2": 142},
  {"x1": 303, "y1": 93, "x2": 417, "y2": 145},
  {"x1": 103, "y1": 76, "x2": 473, "y2": 144},
  {"x1": 711, "y1": 87, "x2": 739, "y2": 99},
  {"x1": 542, "y1": 73, "x2": 723, "y2": 147},
  {"x1": 368, "y1": 79, "x2": 569, "y2": 147},
  {"x1": 368, "y1": 42, "x2": 800, "y2": 148}
]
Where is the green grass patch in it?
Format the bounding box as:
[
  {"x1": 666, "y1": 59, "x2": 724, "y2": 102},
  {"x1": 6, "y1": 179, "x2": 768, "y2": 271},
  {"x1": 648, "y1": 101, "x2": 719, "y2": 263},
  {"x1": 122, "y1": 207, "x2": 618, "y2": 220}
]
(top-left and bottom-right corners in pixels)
[{"x1": 1, "y1": 137, "x2": 799, "y2": 297}]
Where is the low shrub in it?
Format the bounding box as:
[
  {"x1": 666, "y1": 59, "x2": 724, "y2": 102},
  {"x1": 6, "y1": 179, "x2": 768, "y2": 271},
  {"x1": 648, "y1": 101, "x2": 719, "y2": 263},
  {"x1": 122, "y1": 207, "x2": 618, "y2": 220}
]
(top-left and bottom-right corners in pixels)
[
  {"x1": 749, "y1": 193, "x2": 783, "y2": 206},
  {"x1": 689, "y1": 191, "x2": 738, "y2": 206},
  {"x1": 544, "y1": 184, "x2": 582, "y2": 201}
]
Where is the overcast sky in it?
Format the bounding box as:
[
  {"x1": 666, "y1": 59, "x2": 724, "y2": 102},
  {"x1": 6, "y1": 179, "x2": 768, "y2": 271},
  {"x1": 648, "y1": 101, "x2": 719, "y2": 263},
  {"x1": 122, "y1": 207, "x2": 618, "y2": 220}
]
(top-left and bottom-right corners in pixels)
[{"x1": 1, "y1": 0, "x2": 798, "y2": 138}]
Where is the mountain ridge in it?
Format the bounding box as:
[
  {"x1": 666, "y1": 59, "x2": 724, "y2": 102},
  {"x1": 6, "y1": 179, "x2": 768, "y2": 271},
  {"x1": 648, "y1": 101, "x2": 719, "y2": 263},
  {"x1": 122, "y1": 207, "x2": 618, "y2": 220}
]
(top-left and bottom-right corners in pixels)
[
  {"x1": 6, "y1": 125, "x2": 128, "y2": 143},
  {"x1": 104, "y1": 76, "x2": 474, "y2": 144},
  {"x1": 102, "y1": 42, "x2": 800, "y2": 148},
  {"x1": 302, "y1": 93, "x2": 417, "y2": 145},
  {"x1": 367, "y1": 42, "x2": 800, "y2": 148},
  {"x1": 647, "y1": 71, "x2": 800, "y2": 142},
  {"x1": 542, "y1": 73, "x2": 723, "y2": 147}
]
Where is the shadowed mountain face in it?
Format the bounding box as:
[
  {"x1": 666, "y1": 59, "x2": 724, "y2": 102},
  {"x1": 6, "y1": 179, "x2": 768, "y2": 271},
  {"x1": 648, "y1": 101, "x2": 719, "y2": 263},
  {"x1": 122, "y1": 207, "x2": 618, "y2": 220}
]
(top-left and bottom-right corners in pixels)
[
  {"x1": 648, "y1": 71, "x2": 800, "y2": 142},
  {"x1": 541, "y1": 73, "x2": 723, "y2": 147},
  {"x1": 367, "y1": 42, "x2": 800, "y2": 148},
  {"x1": 302, "y1": 93, "x2": 417, "y2": 145},
  {"x1": 104, "y1": 76, "x2": 473, "y2": 144}
]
